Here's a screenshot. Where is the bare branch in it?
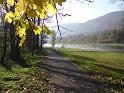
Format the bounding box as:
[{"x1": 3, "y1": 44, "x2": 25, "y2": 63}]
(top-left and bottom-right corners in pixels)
[
  {"x1": 55, "y1": 13, "x2": 62, "y2": 41},
  {"x1": 59, "y1": 13, "x2": 71, "y2": 17},
  {"x1": 76, "y1": 0, "x2": 85, "y2": 4},
  {"x1": 51, "y1": 26, "x2": 74, "y2": 32},
  {"x1": 76, "y1": 0, "x2": 94, "y2": 4},
  {"x1": 53, "y1": 4, "x2": 62, "y2": 42}
]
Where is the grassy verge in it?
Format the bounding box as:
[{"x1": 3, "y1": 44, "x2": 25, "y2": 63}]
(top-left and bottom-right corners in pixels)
[
  {"x1": 0, "y1": 50, "x2": 48, "y2": 93},
  {"x1": 54, "y1": 48, "x2": 124, "y2": 93}
]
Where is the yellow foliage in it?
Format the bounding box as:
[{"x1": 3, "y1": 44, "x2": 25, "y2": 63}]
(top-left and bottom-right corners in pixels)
[
  {"x1": 14, "y1": 11, "x2": 24, "y2": 20},
  {"x1": 7, "y1": 0, "x2": 15, "y2": 6},
  {"x1": 27, "y1": 9, "x2": 37, "y2": 18},
  {"x1": 33, "y1": 4, "x2": 37, "y2": 10},
  {"x1": 16, "y1": 0, "x2": 26, "y2": 12},
  {"x1": 44, "y1": 24, "x2": 51, "y2": 35},
  {"x1": 2, "y1": 0, "x2": 66, "y2": 46},
  {"x1": 47, "y1": 3, "x2": 57, "y2": 15},
  {"x1": 19, "y1": 36, "x2": 26, "y2": 46},
  {"x1": 5, "y1": 11, "x2": 15, "y2": 23},
  {"x1": 37, "y1": 10, "x2": 47, "y2": 19},
  {"x1": 17, "y1": 27, "x2": 26, "y2": 38},
  {"x1": 32, "y1": 0, "x2": 44, "y2": 8},
  {"x1": 33, "y1": 26, "x2": 42, "y2": 35},
  {"x1": 54, "y1": 0, "x2": 66, "y2": 6}
]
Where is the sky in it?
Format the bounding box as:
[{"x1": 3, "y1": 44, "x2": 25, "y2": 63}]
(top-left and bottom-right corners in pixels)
[{"x1": 50, "y1": 0, "x2": 123, "y2": 25}]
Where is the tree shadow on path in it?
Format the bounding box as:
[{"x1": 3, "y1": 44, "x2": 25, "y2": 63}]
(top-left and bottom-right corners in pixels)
[{"x1": 40, "y1": 57, "x2": 113, "y2": 93}]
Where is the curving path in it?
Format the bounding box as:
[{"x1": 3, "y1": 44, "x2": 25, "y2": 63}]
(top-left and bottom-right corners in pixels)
[{"x1": 45, "y1": 48, "x2": 113, "y2": 93}]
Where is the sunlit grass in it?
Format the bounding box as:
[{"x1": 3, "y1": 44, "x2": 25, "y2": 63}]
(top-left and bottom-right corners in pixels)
[{"x1": 55, "y1": 48, "x2": 124, "y2": 93}]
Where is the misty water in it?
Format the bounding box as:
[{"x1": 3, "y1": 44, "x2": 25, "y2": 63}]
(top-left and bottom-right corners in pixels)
[{"x1": 45, "y1": 43, "x2": 124, "y2": 52}]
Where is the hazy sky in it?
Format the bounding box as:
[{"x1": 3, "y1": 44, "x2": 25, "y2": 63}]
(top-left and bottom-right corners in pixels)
[{"x1": 54, "y1": 0, "x2": 122, "y2": 24}]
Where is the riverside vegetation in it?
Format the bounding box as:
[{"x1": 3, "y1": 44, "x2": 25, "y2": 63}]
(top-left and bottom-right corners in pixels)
[{"x1": 55, "y1": 48, "x2": 124, "y2": 93}]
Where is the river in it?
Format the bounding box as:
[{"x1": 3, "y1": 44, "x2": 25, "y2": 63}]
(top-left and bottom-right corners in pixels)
[{"x1": 44, "y1": 43, "x2": 124, "y2": 52}]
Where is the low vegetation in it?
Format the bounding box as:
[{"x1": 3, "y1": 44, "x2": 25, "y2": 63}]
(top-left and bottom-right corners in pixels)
[
  {"x1": 55, "y1": 48, "x2": 124, "y2": 93},
  {"x1": 0, "y1": 50, "x2": 48, "y2": 93}
]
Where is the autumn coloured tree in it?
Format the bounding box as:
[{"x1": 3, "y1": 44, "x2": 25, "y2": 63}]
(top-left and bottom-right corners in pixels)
[
  {"x1": 0, "y1": 0, "x2": 93, "y2": 63},
  {"x1": 0, "y1": 0, "x2": 64, "y2": 46},
  {"x1": 0, "y1": 0, "x2": 66, "y2": 63}
]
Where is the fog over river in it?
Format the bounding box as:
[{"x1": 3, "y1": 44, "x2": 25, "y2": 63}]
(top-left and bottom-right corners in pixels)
[{"x1": 44, "y1": 43, "x2": 124, "y2": 52}]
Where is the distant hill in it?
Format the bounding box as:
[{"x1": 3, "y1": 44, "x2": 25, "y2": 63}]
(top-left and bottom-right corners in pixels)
[{"x1": 59, "y1": 11, "x2": 124, "y2": 36}]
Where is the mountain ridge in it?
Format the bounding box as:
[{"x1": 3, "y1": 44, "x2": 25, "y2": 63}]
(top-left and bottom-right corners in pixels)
[{"x1": 59, "y1": 11, "x2": 124, "y2": 36}]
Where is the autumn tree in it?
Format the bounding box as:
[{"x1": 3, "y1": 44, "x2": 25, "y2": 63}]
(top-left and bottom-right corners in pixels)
[
  {"x1": 0, "y1": 0, "x2": 93, "y2": 63},
  {"x1": 0, "y1": 0, "x2": 60, "y2": 63}
]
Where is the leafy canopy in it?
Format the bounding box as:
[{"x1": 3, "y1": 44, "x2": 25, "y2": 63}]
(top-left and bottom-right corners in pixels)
[{"x1": 0, "y1": 0, "x2": 66, "y2": 46}]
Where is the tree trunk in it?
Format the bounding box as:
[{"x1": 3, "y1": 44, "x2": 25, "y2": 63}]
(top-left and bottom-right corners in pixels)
[
  {"x1": 0, "y1": 23, "x2": 7, "y2": 64},
  {"x1": 9, "y1": 23, "x2": 21, "y2": 61}
]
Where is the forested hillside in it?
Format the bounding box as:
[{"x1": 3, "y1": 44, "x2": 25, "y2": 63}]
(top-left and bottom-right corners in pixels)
[
  {"x1": 61, "y1": 28, "x2": 124, "y2": 43},
  {"x1": 60, "y1": 11, "x2": 124, "y2": 36},
  {"x1": 61, "y1": 11, "x2": 124, "y2": 44}
]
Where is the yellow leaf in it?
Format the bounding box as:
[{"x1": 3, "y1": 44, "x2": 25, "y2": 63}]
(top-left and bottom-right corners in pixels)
[
  {"x1": 16, "y1": 0, "x2": 26, "y2": 12},
  {"x1": 7, "y1": 0, "x2": 15, "y2": 6},
  {"x1": 33, "y1": 4, "x2": 37, "y2": 10},
  {"x1": 27, "y1": 9, "x2": 37, "y2": 17},
  {"x1": 19, "y1": 36, "x2": 26, "y2": 46},
  {"x1": 54, "y1": 0, "x2": 66, "y2": 6},
  {"x1": 5, "y1": 11, "x2": 15, "y2": 23},
  {"x1": 47, "y1": 3, "x2": 56, "y2": 15},
  {"x1": 24, "y1": 20, "x2": 30, "y2": 28},
  {"x1": 17, "y1": 27, "x2": 26, "y2": 38},
  {"x1": 37, "y1": 11, "x2": 45, "y2": 19},
  {"x1": 33, "y1": 26, "x2": 42, "y2": 35},
  {"x1": 37, "y1": 4, "x2": 48, "y2": 19},
  {"x1": 32, "y1": 0, "x2": 43, "y2": 8},
  {"x1": 6, "y1": 17, "x2": 12, "y2": 23},
  {"x1": 14, "y1": 11, "x2": 23, "y2": 20},
  {"x1": 21, "y1": 24, "x2": 26, "y2": 28},
  {"x1": 44, "y1": 24, "x2": 51, "y2": 35},
  {"x1": 30, "y1": 22, "x2": 35, "y2": 28}
]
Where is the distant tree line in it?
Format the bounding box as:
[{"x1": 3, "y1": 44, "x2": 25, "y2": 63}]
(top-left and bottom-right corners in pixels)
[{"x1": 61, "y1": 28, "x2": 124, "y2": 44}]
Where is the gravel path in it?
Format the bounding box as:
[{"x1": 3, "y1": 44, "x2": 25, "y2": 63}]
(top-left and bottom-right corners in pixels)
[{"x1": 45, "y1": 48, "x2": 113, "y2": 93}]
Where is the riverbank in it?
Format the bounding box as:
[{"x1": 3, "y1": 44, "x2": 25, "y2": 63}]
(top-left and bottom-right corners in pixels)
[
  {"x1": 54, "y1": 48, "x2": 124, "y2": 93},
  {"x1": 58, "y1": 43, "x2": 124, "y2": 47}
]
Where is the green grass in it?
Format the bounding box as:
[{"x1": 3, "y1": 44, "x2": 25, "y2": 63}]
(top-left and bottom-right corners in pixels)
[
  {"x1": 55, "y1": 48, "x2": 124, "y2": 93},
  {"x1": 0, "y1": 50, "x2": 48, "y2": 93}
]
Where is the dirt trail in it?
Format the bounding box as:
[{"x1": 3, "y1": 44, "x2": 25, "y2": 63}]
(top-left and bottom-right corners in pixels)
[{"x1": 45, "y1": 48, "x2": 113, "y2": 93}]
